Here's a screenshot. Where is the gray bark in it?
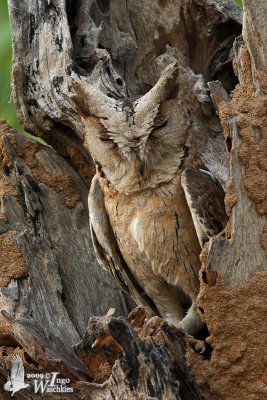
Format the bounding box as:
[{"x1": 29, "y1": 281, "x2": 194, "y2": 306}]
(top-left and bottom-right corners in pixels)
[
  {"x1": 205, "y1": 7, "x2": 267, "y2": 286},
  {"x1": 0, "y1": 126, "x2": 132, "y2": 383}
]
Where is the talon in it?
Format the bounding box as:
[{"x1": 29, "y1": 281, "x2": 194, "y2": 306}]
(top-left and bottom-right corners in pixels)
[
  {"x1": 186, "y1": 336, "x2": 206, "y2": 354},
  {"x1": 145, "y1": 316, "x2": 162, "y2": 335},
  {"x1": 195, "y1": 340, "x2": 206, "y2": 354}
]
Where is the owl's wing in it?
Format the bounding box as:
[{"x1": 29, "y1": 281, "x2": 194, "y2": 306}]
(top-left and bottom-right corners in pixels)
[
  {"x1": 88, "y1": 175, "x2": 159, "y2": 315},
  {"x1": 181, "y1": 167, "x2": 228, "y2": 248}
]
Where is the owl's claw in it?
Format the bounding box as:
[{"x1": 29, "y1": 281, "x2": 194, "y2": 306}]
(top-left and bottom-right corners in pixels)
[
  {"x1": 185, "y1": 335, "x2": 206, "y2": 354},
  {"x1": 145, "y1": 316, "x2": 163, "y2": 335},
  {"x1": 145, "y1": 319, "x2": 206, "y2": 354}
]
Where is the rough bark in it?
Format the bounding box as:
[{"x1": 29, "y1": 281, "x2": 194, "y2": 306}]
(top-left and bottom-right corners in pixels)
[
  {"x1": 0, "y1": 121, "x2": 134, "y2": 395},
  {"x1": 74, "y1": 309, "x2": 203, "y2": 400},
  {"x1": 1, "y1": 0, "x2": 265, "y2": 399}
]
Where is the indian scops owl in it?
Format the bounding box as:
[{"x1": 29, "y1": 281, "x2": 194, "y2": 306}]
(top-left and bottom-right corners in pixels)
[{"x1": 85, "y1": 63, "x2": 227, "y2": 336}]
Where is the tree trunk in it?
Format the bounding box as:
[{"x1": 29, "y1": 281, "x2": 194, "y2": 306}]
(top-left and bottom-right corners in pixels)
[
  {"x1": 0, "y1": 0, "x2": 265, "y2": 398},
  {"x1": 187, "y1": 2, "x2": 267, "y2": 398}
]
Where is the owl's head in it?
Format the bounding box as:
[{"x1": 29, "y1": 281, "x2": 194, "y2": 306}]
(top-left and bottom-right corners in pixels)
[
  {"x1": 98, "y1": 99, "x2": 166, "y2": 172},
  {"x1": 75, "y1": 62, "x2": 190, "y2": 193},
  {"x1": 83, "y1": 97, "x2": 190, "y2": 194}
]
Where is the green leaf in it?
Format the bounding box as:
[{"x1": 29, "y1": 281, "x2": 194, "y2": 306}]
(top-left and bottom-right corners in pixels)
[
  {"x1": 0, "y1": 2, "x2": 54, "y2": 149},
  {"x1": 233, "y1": 0, "x2": 243, "y2": 9}
]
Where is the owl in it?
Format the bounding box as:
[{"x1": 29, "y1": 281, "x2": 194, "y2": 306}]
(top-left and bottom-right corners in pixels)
[{"x1": 83, "y1": 62, "x2": 227, "y2": 336}]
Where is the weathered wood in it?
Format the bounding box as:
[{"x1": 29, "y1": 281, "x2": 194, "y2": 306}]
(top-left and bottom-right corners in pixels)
[
  {"x1": 203, "y1": 35, "x2": 267, "y2": 287},
  {"x1": 242, "y1": 0, "x2": 267, "y2": 94},
  {"x1": 0, "y1": 123, "x2": 134, "y2": 390},
  {"x1": 188, "y1": 1, "x2": 267, "y2": 398},
  {"x1": 75, "y1": 309, "x2": 203, "y2": 400}
]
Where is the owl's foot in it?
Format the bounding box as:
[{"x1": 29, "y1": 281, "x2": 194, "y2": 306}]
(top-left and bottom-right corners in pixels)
[
  {"x1": 144, "y1": 315, "x2": 163, "y2": 336},
  {"x1": 185, "y1": 335, "x2": 206, "y2": 354},
  {"x1": 176, "y1": 301, "x2": 205, "y2": 337},
  {"x1": 143, "y1": 315, "x2": 206, "y2": 354}
]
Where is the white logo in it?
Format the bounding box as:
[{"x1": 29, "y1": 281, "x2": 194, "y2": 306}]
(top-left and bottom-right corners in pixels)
[
  {"x1": 4, "y1": 355, "x2": 74, "y2": 395},
  {"x1": 4, "y1": 355, "x2": 30, "y2": 396},
  {"x1": 29, "y1": 372, "x2": 74, "y2": 394}
]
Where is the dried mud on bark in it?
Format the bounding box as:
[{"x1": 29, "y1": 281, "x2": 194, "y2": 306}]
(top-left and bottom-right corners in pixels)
[{"x1": 192, "y1": 36, "x2": 267, "y2": 400}]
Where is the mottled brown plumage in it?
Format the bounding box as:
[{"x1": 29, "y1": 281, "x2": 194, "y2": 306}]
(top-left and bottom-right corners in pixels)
[
  {"x1": 86, "y1": 63, "x2": 227, "y2": 335},
  {"x1": 181, "y1": 168, "x2": 228, "y2": 248}
]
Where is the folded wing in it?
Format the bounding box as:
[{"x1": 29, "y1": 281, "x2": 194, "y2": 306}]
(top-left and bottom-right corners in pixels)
[
  {"x1": 181, "y1": 167, "x2": 228, "y2": 248},
  {"x1": 88, "y1": 174, "x2": 159, "y2": 316}
]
